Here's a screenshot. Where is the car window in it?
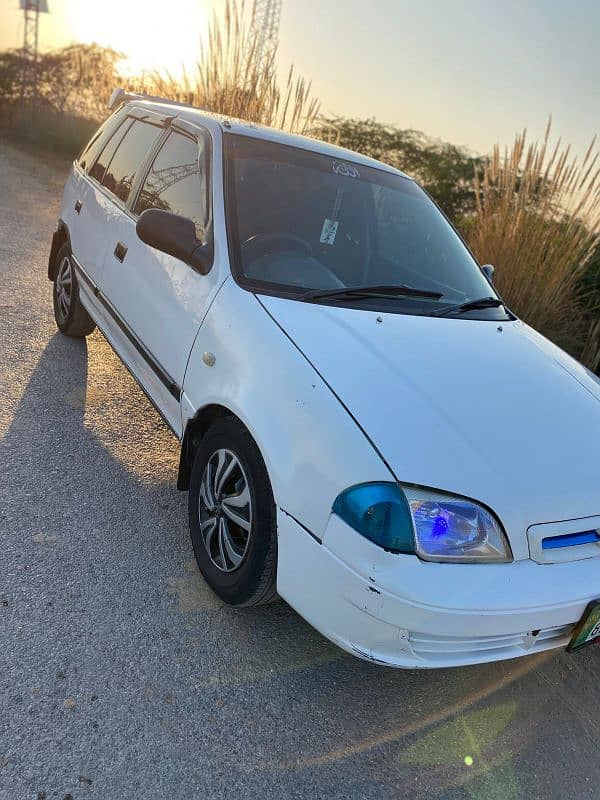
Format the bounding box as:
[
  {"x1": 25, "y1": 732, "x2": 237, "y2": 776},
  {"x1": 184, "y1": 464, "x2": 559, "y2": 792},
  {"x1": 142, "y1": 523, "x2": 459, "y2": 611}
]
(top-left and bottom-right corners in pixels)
[
  {"x1": 78, "y1": 107, "x2": 128, "y2": 172},
  {"x1": 88, "y1": 118, "x2": 133, "y2": 184},
  {"x1": 101, "y1": 120, "x2": 164, "y2": 204},
  {"x1": 134, "y1": 130, "x2": 209, "y2": 234},
  {"x1": 226, "y1": 134, "x2": 498, "y2": 312}
]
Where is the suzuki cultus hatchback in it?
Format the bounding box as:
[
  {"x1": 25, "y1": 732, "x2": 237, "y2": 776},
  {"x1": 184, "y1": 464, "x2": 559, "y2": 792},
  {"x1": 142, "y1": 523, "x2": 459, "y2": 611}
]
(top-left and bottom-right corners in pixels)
[{"x1": 47, "y1": 88, "x2": 600, "y2": 668}]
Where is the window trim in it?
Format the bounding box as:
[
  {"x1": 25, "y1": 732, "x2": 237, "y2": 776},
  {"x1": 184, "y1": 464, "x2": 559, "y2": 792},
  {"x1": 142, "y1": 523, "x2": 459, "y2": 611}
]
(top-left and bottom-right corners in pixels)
[
  {"x1": 172, "y1": 120, "x2": 213, "y2": 237},
  {"x1": 129, "y1": 120, "x2": 213, "y2": 243}
]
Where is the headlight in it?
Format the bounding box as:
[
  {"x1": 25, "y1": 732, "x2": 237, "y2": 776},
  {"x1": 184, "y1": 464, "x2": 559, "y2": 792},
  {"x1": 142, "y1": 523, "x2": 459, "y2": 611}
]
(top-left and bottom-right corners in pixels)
[
  {"x1": 403, "y1": 485, "x2": 512, "y2": 563},
  {"x1": 332, "y1": 483, "x2": 512, "y2": 563}
]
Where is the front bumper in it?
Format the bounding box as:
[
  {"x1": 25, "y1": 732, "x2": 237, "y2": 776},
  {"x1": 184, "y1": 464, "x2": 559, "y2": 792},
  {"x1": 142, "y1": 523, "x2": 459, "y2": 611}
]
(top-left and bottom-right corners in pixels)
[{"x1": 276, "y1": 511, "x2": 600, "y2": 668}]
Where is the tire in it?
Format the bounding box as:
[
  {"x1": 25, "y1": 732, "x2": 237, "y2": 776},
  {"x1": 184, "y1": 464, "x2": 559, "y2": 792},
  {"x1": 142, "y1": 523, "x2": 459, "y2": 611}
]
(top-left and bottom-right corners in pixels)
[
  {"x1": 52, "y1": 243, "x2": 96, "y2": 338},
  {"x1": 188, "y1": 417, "x2": 278, "y2": 606}
]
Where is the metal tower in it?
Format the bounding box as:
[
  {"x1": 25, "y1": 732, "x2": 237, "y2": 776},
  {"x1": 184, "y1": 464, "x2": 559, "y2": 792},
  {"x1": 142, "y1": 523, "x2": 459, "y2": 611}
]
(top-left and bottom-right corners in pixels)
[
  {"x1": 19, "y1": 0, "x2": 49, "y2": 103},
  {"x1": 145, "y1": 162, "x2": 199, "y2": 196},
  {"x1": 250, "y1": 0, "x2": 282, "y2": 68}
]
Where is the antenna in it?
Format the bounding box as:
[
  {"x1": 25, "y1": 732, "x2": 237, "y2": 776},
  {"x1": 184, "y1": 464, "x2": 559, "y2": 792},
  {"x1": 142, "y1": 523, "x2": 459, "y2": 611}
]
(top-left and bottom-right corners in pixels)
[
  {"x1": 19, "y1": 0, "x2": 49, "y2": 104},
  {"x1": 250, "y1": 0, "x2": 282, "y2": 68}
]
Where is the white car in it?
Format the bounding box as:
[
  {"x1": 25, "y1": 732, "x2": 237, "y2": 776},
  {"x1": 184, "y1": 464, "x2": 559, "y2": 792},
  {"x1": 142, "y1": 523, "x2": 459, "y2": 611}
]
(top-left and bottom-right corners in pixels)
[{"x1": 48, "y1": 88, "x2": 600, "y2": 668}]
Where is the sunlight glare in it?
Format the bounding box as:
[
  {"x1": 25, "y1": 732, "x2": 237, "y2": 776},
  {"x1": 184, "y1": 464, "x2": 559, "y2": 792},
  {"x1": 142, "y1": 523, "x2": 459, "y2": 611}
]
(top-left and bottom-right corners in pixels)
[{"x1": 66, "y1": 0, "x2": 207, "y2": 77}]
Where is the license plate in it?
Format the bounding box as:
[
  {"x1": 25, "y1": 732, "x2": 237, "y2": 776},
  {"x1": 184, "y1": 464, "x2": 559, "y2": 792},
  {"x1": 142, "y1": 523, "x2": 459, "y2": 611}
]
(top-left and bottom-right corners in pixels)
[{"x1": 567, "y1": 600, "x2": 600, "y2": 652}]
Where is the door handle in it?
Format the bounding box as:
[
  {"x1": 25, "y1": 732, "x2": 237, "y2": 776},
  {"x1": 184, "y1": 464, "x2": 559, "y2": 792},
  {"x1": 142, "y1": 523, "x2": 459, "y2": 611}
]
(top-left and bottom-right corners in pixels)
[
  {"x1": 114, "y1": 242, "x2": 128, "y2": 263},
  {"x1": 75, "y1": 200, "x2": 82, "y2": 214}
]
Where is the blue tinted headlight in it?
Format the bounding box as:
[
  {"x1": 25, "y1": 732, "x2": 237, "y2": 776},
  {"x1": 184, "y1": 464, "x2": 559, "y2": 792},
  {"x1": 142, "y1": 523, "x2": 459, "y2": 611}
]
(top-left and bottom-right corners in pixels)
[
  {"x1": 402, "y1": 485, "x2": 512, "y2": 562},
  {"x1": 333, "y1": 483, "x2": 512, "y2": 562},
  {"x1": 332, "y1": 482, "x2": 415, "y2": 553}
]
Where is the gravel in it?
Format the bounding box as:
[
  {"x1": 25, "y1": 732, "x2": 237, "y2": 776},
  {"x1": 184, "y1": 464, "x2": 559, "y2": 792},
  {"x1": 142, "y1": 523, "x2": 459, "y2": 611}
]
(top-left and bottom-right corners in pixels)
[{"x1": 1, "y1": 139, "x2": 599, "y2": 800}]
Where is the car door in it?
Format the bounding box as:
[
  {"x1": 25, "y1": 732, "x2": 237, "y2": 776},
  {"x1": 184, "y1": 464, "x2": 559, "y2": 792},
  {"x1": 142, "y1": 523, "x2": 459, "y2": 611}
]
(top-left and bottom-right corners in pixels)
[
  {"x1": 65, "y1": 107, "x2": 130, "y2": 313},
  {"x1": 99, "y1": 121, "x2": 220, "y2": 437}
]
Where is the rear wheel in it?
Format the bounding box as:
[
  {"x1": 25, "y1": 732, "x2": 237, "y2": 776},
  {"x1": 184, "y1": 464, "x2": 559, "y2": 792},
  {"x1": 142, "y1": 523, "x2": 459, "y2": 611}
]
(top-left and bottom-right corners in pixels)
[
  {"x1": 52, "y1": 244, "x2": 96, "y2": 338},
  {"x1": 188, "y1": 417, "x2": 278, "y2": 606}
]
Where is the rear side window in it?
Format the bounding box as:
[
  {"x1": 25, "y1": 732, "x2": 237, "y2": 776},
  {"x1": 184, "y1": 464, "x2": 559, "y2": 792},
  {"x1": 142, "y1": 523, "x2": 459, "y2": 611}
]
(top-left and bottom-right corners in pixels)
[
  {"x1": 134, "y1": 130, "x2": 209, "y2": 234},
  {"x1": 101, "y1": 120, "x2": 163, "y2": 203},
  {"x1": 89, "y1": 118, "x2": 133, "y2": 184},
  {"x1": 78, "y1": 108, "x2": 128, "y2": 172}
]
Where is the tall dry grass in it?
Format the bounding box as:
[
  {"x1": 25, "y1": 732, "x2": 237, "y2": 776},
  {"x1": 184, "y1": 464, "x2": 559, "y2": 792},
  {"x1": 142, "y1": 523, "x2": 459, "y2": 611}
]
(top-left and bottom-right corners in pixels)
[
  {"x1": 138, "y1": 0, "x2": 319, "y2": 134},
  {"x1": 465, "y1": 121, "x2": 600, "y2": 367},
  {"x1": 581, "y1": 320, "x2": 600, "y2": 373}
]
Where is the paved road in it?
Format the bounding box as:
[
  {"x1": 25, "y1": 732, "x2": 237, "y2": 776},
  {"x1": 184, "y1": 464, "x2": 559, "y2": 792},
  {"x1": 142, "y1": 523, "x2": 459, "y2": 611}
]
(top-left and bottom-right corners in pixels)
[{"x1": 0, "y1": 139, "x2": 599, "y2": 800}]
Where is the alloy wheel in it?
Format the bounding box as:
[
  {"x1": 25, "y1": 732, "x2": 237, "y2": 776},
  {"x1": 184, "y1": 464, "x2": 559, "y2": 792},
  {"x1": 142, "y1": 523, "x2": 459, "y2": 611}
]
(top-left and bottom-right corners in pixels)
[
  {"x1": 198, "y1": 448, "x2": 252, "y2": 572},
  {"x1": 55, "y1": 255, "x2": 73, "y2": 322}
]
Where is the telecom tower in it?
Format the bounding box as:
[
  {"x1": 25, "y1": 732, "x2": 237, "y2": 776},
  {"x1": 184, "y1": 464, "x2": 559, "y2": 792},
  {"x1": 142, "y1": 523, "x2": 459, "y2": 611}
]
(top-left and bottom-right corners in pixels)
[
  {"x1": 250, "y1": 0, "x2": 282, "y2": 68},
  {"x1": 19, "y1": 0, "x2": 49, "y2": 103}
]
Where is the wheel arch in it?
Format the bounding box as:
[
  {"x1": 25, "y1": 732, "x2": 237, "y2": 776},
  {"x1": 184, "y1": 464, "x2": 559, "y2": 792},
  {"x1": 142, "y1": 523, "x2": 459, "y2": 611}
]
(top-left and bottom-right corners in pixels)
[
  {"x1": 178, "y1": 403, "x2": 250, "y2": 491},
  {"x1": 48, "y1": 219, "x2": 71, "y2": 281}
]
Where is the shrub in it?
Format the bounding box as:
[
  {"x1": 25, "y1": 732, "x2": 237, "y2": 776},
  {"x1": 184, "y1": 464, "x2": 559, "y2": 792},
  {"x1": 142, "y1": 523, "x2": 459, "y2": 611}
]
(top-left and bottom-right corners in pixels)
[
  {"x1": 5, "y1": 106, "x2": 98, "y2": 159},
  {"x1": 0, "y1": 44, "x2": 123, "y2": 120},
  {"x1": 0, "y1": 44, "x2": 123, "y2": 158},
  {"x1": 463, "y1": 121, "x2": 600, "y2": 368}
]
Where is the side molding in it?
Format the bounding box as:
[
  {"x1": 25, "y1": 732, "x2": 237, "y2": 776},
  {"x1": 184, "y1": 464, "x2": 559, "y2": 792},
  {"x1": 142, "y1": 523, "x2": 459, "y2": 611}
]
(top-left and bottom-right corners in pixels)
[{"x1": 71, "y1": 255, "x2": 182, "y2": 403}]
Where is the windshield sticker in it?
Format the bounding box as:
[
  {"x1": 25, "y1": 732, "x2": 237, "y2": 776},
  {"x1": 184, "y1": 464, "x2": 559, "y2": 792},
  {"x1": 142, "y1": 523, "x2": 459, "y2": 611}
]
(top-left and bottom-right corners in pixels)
[
  {"x1": 332, "y1": 161, "x2": 360, "y2": 179},
  {"x1": 320, "y1": 218, "x2": 339, "y2": 246}
]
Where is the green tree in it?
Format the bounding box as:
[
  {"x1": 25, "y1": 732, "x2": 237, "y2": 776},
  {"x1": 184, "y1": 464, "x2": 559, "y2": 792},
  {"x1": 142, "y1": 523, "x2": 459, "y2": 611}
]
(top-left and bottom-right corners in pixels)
[{"x1": 314, "y1": 116, "x2": 483, "y2": 221}]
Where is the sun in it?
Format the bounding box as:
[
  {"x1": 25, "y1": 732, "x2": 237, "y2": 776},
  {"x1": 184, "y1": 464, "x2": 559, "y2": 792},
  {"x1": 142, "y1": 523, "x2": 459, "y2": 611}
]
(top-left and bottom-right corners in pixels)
[{"x1": 66, "y1": 0, "x2": 208, "y2": 77}]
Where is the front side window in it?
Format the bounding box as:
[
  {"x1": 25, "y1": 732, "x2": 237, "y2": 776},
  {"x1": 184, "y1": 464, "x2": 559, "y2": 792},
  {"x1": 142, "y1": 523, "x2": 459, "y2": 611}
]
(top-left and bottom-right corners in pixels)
[
  {"x1": 225, "y1": 135, "x2": 505, "y2": 318},
  {"x1": 134, "y1": 130, "x2": 209, "y2": 235},
  {"x1": 101, "y1": 119, "x2": 163, "y2": 203}
]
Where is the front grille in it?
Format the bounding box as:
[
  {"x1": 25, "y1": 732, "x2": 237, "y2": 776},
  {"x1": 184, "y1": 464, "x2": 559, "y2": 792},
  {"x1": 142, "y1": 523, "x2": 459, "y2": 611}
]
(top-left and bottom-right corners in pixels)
[{"x1": 409, "y1": 623, "x2": 574, "y2": 664}]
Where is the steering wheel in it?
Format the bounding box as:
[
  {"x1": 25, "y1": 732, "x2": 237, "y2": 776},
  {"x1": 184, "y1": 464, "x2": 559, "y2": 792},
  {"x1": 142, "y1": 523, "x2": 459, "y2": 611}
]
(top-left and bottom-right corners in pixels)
[{"x1": 241, "y1": 233, "x2": 313, "y2": 264}]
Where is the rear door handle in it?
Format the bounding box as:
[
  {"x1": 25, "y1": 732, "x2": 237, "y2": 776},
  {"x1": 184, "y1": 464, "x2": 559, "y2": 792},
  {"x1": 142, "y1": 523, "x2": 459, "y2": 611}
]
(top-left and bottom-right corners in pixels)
[
  {"x1": 114, "y1": 242, "x2": 128, "y2": 263},
  {"x1": 74, "y1": 200, "x2": 82, "y2": 214}
]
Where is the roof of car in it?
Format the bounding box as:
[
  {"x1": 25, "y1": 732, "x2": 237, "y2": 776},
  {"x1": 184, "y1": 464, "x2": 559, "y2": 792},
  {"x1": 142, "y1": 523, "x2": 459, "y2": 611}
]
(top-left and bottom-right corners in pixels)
[{"x1": 131, "y1": 99, "x2": 411, "y2": 180}]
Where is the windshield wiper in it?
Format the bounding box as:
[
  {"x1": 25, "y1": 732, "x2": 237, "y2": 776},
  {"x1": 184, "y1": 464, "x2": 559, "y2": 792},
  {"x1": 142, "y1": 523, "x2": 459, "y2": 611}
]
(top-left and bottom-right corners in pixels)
[
  {"x1": 300, "y1": 284, "x2": 443, "y2": 303},
  {"x1": 431, "y1": 296, "x2": 505, "y2": 318}
]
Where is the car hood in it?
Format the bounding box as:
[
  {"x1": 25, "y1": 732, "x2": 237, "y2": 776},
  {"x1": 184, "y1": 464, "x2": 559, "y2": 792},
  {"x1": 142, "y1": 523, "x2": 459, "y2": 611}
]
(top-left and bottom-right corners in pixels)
[{"x1": 260, "y1": 296, "x2": 600, "y2": 559}]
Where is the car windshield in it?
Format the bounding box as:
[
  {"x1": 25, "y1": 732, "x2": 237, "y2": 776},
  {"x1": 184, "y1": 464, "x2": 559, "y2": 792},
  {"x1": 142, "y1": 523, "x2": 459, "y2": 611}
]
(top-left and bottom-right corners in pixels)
[{"x1": 225, "y1": 134, "x2": 507, "y2": 317}]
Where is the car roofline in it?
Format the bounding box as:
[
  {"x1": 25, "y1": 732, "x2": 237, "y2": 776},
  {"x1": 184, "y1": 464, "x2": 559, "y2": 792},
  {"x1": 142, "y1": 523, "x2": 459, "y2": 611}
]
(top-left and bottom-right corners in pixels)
[{"x1": 108, "y1": 87, "x2": 411, "y2": 180}]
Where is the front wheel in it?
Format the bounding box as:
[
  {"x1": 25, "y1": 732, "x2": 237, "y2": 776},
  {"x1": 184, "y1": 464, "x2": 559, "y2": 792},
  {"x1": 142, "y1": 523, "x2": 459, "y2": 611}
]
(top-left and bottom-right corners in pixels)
[
  {"x1": 52, "y1": 244, "x2": 96, "y2": 338},
  {"x1": 188, "y1": 417, "x2": 278, "y2": 606}
]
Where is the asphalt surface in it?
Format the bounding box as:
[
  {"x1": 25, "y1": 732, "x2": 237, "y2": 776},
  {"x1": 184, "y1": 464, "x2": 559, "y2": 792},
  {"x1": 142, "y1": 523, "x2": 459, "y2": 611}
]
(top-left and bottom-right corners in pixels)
[{"x1": 1, "y1": 139, "x2": 599, "y2": 800}]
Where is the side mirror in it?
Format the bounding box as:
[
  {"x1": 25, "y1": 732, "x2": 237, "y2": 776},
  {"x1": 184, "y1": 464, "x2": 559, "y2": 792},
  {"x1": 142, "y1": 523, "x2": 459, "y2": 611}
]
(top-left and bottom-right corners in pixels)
[
  {"x1": 482, "y1": 263, "x2": 495, "y2": 282},
  {"x1": 136, "y1": 209, "x2": 212, "y2": 275}
]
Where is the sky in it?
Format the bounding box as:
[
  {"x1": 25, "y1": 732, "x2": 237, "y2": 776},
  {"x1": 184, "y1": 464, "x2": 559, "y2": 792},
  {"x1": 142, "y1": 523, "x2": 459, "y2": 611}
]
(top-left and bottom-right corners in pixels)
[{"x1": 0, "y1": 0, "x2": 598, "y2": 158}]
